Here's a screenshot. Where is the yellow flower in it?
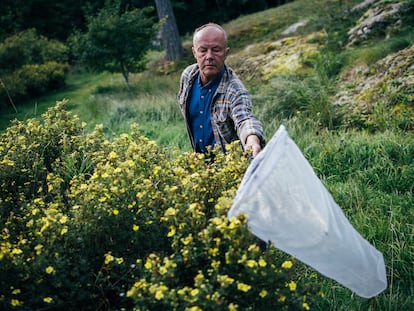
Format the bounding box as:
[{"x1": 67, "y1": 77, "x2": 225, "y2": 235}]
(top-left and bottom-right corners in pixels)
[
  {"x1": 154, "y1": 285, "x2": 168, "y2": 300},
  {"x1": 104, "y1": 253, "x2": 114, "y2": 264},
  {"x1": 164, "y1": 207, "x2": 177, "y2": 217},
  {"x1": 181, "y1": 234, "x2": 193, "y2": 245},
  {"x1": 159, "y1": 266, "x2": 167, "y2": 275},
  {"x1": 287, "y1": 281, "x2": 297, "y2": 291},
  {"x1": 112, "y1": 209, "x2": 119, "y2": 216},
  {"x1": 144, "y1": 258, "x2": 153, "y2": 270},
  {"x1": 278, "y1": 295, "x2": 286, "y2": 302},
  {"x1": 34, "y1": 244, "x2": 43, "y2": 255},
  {"x1": 60, "y1": 227, "x2": 68, "y2": 235},
  {"x1": 282, "y1": 260, "x2": 293, "y2": 269},
  {"x1": 259, "y1": 290, "x2": 268, "y2": 298},
  {"x1": 246, "y1": 260, "x2": 257, "y2": 268},
  {"x1": 133, "y1": 224, "x2": 139, "y2": 231},
  {"x1": 303, "y1": 302, "x2": 310, "y2": 310},
  {"x1": 237, "y1": 282, "x2": 251, "y2": 292},
  {"x1": 190, "y1": 288, "x2": 199, "y2": 296},
  {"x1": 116, "y1": 257, "x2": 124, "y2": 265},
  {"x1": 108, "y1": 151, "x2": 117, "y2": 159},
  {"x1": 43, "y1": 297, "x2": 53, "y2": 303},
  {"x1": 11, "y1": 289, "x2": 21, "y2": 295},
  {"x1": 11, "y1": 299, "x2": 22, "y2": 307},
  {"x1": 167, "y1": 226, "x2": 176, "y2": 237},
  {"x1": 208, "y1": 247, "x2": 219, "y2": 256},
  {"x1": 11, "y1": 248, "x2": 23, "y2": 255},
  {"x1": 228, "y1": 303, "x2": 238, "y2": 311},
  {"x1": 45, "y1": 266, "x2": 55, "y2": 274},
  {"x1": 258, "y1": 258, "x2": 267, "y2": 267}
]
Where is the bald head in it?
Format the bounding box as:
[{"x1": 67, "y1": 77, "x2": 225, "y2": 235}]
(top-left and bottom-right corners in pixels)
[{"x1": 193, "y1": 23, "x2": 228, "y2": 47}]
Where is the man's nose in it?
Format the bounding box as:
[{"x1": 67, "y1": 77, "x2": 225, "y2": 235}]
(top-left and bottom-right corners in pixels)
[{"x1": 205, "y1": 49, "x2": 214, "y2": 59}]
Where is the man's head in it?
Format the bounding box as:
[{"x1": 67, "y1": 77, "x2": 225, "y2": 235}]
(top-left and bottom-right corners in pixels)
[{"x1": 192, "y1": 23, "x2": 230, "y2": 85}]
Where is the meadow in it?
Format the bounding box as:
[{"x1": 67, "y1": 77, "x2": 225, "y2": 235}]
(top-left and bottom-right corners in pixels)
[{"x1": 1, "y1": 0, "x2": 413, "y2": 310}]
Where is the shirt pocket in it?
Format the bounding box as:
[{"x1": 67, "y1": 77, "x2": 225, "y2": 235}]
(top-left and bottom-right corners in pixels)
[{"x1": 213, "y1": 112, "x2": 236, "y2": 143}]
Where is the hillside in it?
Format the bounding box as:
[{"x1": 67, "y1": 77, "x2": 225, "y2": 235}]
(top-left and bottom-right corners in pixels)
[{"x1": 0, "y1": 0, "x2": 413, "y2": 310}]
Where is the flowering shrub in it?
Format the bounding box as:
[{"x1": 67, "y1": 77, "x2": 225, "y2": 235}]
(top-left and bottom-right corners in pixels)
[{"x1": 0, "y1": 101, "x2": 320, "y2": 310}]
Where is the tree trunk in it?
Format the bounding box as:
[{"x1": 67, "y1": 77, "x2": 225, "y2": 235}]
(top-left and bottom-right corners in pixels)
[{"x1": 154, "y1": 0, "x2": 184, "y2": 61}]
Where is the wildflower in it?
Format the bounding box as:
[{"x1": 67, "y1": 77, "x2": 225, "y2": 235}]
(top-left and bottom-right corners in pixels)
[
  {"x1": 11, "y1": 299, "x2": 22, "y2": 307},
  {"x1": 217, "y1": 275, "x2": 234, "y2": 287},
  {"x1": 159, "y1": 266, "x2": 167, "y2": 275},
  {"x1": 104, "y1": 253, "x2": 114, "y2": 264},
  {"x1": 116, "y1": 257, "x2": 124, "y2": 265},
  {"x1": 108, "y1": 151, "x2": 117, "y2": 159},
  {"x1": 144, "y1": 258, "x2": 153, "y2": 269},
  {"x1": 208, "y1": 247, "x2": 219, "y2": 256},
  {"x1": 237, "y1": 282, "x2": 251, "y2": 292},
  {"x1": 258, "y1": 258, "x2": 267, "y2": 267},
  {"x1": 278, "y1": 295, "x2": 286, "y2": 302},
  {"x1": 181, "y1": 234, "x2": 193, "y2": 245},
  {"x1": 282, "y1": 260, "x2": 293, "y2": 269},
  {"x1": 43, "y1": 297, "x2": 53, "y2": 303},
  {"x1": 190, "y1": 289, "x2": 199, "y2": 296},
  {"x1": 167, "y1": 226, "x2": 176, "y2": 237},
  {"x1": 112, "y1": 209, "x2": 119, "y2": 216},
  {"x1": 154, "y1": 285, "x2": 168, "y2": 300},
  {"x1": 246, "y1": 259, "x2": 257, "y2": 268},
  {"x1": 11, "y1": 248, "x2": 22, "y2": 255},
  {"x1": 303, "y1": 302, "x2": 310, "y2": 310},
  {"x1": 45, "y1": 266, "x2": 55, "y2": 274},
  {"x1": 164, "y1": 207, "x2": 177, "y2": 217},
  {"x1": 287, "y1": 281, "x2": 297, "y2": 291},
  {"x1": 228, "y1": 303, "x2": 238, "y2": 311},
  {"x1": 133, "y1": 224, "x2": 139, "y2": 231},
  {"x1": 35, "y1": 244, "x2": 43, "y2": 255},
  {"x1": 11, "y1": 289, "x2": 21, "y2": 295},
  {"x1": 60, "y1": 227, "x2": 68, "y2": 235},
  {"x1": 259, "y1": 290, "x2": 268, "y2": 298}
]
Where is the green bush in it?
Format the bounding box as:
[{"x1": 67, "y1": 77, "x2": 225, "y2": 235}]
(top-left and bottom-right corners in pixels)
[
  {"x1": 0, "y1": 29, "x2": 69, "y2": 108},
  {"x1": 0, "y1": 102, "x2": 320, "y2": 310}
]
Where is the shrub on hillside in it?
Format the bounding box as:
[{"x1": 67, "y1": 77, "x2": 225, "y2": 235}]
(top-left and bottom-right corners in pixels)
[
  {"x1": 0, "y1": 101, "x2": 320, "y2": 310},
  {"x1": 0, "y1": 29, "x2": 69, "y2": 108}
]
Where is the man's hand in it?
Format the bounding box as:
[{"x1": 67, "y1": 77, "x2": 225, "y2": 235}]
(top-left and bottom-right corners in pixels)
[{"x1": 245, "y1": 135, "x2": 262, "y2": 158}]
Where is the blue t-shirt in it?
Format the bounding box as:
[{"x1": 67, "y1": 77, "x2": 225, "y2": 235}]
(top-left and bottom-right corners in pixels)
[{"x1": 188, "y1": 71, "x2": 223, "y2": 153}]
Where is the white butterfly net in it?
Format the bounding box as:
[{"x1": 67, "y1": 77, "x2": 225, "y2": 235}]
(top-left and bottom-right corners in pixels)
[{"x1": 228, "y1": 125, "x2": 387, "y2": 298}]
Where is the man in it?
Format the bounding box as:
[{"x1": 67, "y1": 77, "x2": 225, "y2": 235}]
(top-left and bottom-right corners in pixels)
[{"x1": 178, "y1": 23, "x2": 265, "y2": 158}]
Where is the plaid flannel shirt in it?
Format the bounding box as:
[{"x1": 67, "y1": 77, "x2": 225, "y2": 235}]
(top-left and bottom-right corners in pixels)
[{"x1": 178, "y1": 63, "x2": 265, "y2": 152}]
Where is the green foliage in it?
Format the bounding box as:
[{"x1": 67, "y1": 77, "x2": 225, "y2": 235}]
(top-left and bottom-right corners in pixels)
[
  {"x1": 69, "y1": 1, "x2": 158, "y2": 88},
  {"x1": 0, "y1": 102, "x2": 320, "y2": 310},
  {"x1": 0, "y1": 29, "x2": 69, "y2": 108}
]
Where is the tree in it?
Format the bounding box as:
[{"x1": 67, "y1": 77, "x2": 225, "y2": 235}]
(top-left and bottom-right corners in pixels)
[
  {"x1": 154, "y1": 0, "x2": 184, "y2": 61},
  {"x1": 69, "y1": 0, "x2": 157, "y2": 90}
]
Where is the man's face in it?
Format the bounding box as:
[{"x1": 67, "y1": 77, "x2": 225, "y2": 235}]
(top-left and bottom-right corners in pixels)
[{"x1": 192, "y1": 26, "x2": 229, "y2": 85}]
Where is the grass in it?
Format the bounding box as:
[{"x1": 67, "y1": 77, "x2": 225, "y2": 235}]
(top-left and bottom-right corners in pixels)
[{"x1": 1, "y1": 0, "x2": 413, "y2": 309}]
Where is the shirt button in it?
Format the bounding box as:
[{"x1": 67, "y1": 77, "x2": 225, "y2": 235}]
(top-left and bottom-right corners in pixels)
[
  {"x1": 200, "y1": 125, "x2": 203, "y2": 128},
  {"x1": 201, "y1": 95, "x2": 204, "y2": 99},
  {"x1": 200, "y1": 111, "x2": 203, "y2": 114}
]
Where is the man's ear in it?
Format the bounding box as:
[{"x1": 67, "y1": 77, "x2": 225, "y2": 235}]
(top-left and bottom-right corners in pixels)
[{"x1": 192, "y1": 47, "x2": 197, "y2": 59}]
